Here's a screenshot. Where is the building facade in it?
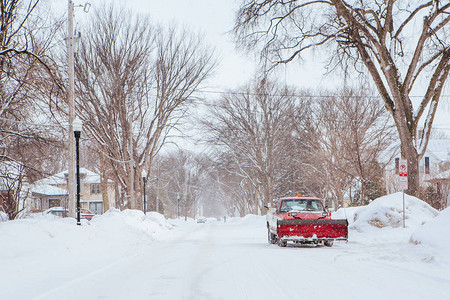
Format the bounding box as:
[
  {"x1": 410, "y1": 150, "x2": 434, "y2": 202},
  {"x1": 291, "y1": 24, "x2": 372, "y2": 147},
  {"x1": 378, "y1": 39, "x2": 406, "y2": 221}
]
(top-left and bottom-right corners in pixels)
[{"x1": 31, "y1": 168, "x2": 115, "y2": 214}]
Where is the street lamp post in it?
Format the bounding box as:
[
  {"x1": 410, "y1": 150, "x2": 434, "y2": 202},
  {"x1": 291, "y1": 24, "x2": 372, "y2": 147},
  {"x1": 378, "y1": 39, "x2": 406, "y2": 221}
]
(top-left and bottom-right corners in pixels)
[
  {"x1": 67, "y1": 0, "x2": 76, "y2": 219},
  {"x1": 142, "y1": 170, "x2": 147, "y2": 214},
  {"x1": 177, "y1": 194, "x2": 180, "y2": 219},
  {"x1": 73, "y1": 116, "x2": 82, "y2": 225},
  {"x1": 67, "y1": 1, "x2": 90, "y2": 219}
]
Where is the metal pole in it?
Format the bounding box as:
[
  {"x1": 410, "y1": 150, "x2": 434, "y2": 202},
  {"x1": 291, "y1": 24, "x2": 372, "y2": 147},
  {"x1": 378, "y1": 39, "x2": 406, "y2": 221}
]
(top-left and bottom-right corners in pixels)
[
  {"x1": 177, "y1": 194, "x2": 180, "y2": 219},
  {"x1": 143, "y1": 177, "x2": 146, "y2": 214},
  {"x1": 402, "y1": 190, "x2": 405, "y2": 228},
  {"x1": 67, "y1": 0, "x2": 76, "y2": 218},
  {"x1": 75, "y1": 130, "x2": 81, "y2": 225}
]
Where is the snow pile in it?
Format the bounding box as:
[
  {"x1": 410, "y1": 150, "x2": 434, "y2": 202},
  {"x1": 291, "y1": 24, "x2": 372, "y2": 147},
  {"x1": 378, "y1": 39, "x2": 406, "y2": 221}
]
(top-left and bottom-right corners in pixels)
[
  {"x1": 410, "y1": 207, "x2": 450, "y2": 262},
  {"x1": 0, "y1": 211, "x2": 8, "y2": 221},
  {"x1": 90, "y1": 208, "x2": 173, "y2": 242},
  {"x1": 351, "y1": 192, "x2": 439, "y2": 230},
  {"x1": 0, "y1": 209, "x2": 173, "y2": 264},
  {"x1": 146, "y1": 211, "x2": 174, "y2": 230},
  {"x1": 332, "y1": 206, "x2": 359, "y2": 225}
]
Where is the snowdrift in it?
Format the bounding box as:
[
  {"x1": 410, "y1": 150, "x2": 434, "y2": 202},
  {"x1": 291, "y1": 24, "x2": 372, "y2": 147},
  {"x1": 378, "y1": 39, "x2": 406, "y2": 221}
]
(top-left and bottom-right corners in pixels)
[
  {"x1": 0, "y1": 209, "x2": 173, "y2": 263},
  {"x1": 0, "y1": 211, "x2": 8, "y2": 221},
  {"x1": 351, "y1": 192, "x2": 439, "y2": 230},
  {"x1": 410, "y1": 207, "x2": 450, "y2": 250},
  {"x1": 332, "y1": 206, "x2": 359, "y2": 225}
]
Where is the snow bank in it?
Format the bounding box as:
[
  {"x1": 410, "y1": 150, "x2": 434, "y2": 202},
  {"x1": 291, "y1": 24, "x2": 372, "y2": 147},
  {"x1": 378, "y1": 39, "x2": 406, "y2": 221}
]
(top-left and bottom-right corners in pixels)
[
  {"x1": 90, "y1": 209, "x2": 173, "y2": 242},
  {"x1": 226, "y1": 214, "x2": 266, "y2": 230},
  {"x1": 332, "y1": 206, "x2": 359, "y2": 225},
  {"x1": 351, "y1": 192, "x2": 439, "y2": 230},
  {"x1": 0, "y1": 209, "x2": 173, "y2": 264},
  {"x1": 0, "y1": 211, "x2": 8, "y2": 221},
  {"x1": 146, "y1": 211, "x2": 174, "y2": 230},
  {"x1": 410, "y1": 207, "x2": 450, "y2": 251}
]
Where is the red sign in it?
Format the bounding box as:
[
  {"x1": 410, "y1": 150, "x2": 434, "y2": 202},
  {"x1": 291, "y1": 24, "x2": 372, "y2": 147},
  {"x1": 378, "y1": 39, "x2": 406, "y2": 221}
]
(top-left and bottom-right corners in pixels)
[
  {"x1": 398, "y1": 159, "x2": 408, "y2": 190},
  {"x1": 399, "y1": 159, "x2": 407, "y2": 177}
]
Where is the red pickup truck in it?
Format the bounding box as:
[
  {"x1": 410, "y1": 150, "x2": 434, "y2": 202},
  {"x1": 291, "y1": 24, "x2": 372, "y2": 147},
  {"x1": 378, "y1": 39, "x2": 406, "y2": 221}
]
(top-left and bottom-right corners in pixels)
[{"x1": 266, "y1": 196, "x2": 348, "y2": 247}]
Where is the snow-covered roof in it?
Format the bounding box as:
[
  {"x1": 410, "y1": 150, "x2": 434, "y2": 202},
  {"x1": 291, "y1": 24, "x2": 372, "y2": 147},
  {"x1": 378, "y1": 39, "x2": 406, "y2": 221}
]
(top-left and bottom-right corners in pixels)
[
  {"x1": 36, "y1": 168, "x2": 103, "y2": 186},
  {"x1": 31, "y1": 183, "x2": 68, "y2": 197},
  {"x1": 380, "y1": 139, "x2": 450, "y2": 165},
  {"x1": 425, "y1": 139, "x2": 450, "y2": 162}
]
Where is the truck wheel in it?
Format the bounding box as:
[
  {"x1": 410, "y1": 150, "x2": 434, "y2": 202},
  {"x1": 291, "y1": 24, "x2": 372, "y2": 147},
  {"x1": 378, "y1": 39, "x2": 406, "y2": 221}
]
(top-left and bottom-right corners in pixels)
[
  {"x1": 278, "y1": 240, "x2": 287, "y2": 247},
  {"x1": 324, "y1": 240, "x2": 334, "y2": 247},
  {"x1": 267, "y1": 230, "x2": 276, "y2": 244}
]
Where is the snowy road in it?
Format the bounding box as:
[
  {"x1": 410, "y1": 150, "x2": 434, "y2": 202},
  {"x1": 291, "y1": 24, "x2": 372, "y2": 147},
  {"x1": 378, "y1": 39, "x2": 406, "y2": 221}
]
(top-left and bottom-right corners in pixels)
[{"x1": 23, "y1": 216, "x2": 450, "y2": 300}]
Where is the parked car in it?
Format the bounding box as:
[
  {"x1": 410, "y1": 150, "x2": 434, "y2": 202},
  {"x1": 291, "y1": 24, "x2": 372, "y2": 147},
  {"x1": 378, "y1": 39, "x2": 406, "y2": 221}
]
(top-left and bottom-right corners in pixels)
[
  {"x1": 44, "y1": 207, "x2": 68, "y2": 218},
  {"x1": 197, "y1": 216, "x2": 207, "y2": 223},
  {"x1": 44, "y1": 207, "x2": 95, "y2": 221},
  {"x1": 79, "y1": 208, "x2": 95, "y2": 221}
]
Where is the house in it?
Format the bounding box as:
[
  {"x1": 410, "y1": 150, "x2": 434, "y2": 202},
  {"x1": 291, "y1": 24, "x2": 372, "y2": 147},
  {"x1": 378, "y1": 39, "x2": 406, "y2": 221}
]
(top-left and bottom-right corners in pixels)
[
  {"x1": 426, "y1": 169, "x2": 450, "y2": 209},
  {"x1": 382, "y1": 139, "x2": 450, "y2": 193},
  {"x1": 30, "y1": 168, "x2": 115, "y2": 214}
]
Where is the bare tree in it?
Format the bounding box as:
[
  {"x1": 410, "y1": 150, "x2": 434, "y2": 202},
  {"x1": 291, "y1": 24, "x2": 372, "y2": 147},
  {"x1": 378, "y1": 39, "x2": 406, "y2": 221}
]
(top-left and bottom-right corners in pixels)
[
  {"x1": 74, "y1": 5, "x2": 216, "y2": 210},
  {"x1": 301, "y1": 99, "x2": 353, "y2": 208},
  {"x1": 203, "y1": 79, "x2": 310, "y2": 213},
  {"x1": 0, "y1": 160, "x2": 27, "y2": 219},
  {"x1": 1, "y1": 0, "x2": 64, "y2": 117},
  {"x1": 310, "y1": 88, "x2": 395, "y2": 206},
  {"x1": 0, "y1": 0, "x2": 67, "y2": 185},
  {"x1": 234, "y1": 0, "x2": 450, "y2": 197},
  {"x1": 153, "y1": 150, "x2": 205, "y2": 219}
]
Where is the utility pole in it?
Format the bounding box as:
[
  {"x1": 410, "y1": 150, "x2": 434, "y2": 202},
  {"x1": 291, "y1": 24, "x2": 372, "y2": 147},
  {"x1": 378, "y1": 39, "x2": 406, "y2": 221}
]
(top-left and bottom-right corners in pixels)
[
  {"x1": 156, "y1": 161, "x2": 160, "y2": 213},
  {"x1": 67, "y1": 0, "x2": 76, "y2": 218}
]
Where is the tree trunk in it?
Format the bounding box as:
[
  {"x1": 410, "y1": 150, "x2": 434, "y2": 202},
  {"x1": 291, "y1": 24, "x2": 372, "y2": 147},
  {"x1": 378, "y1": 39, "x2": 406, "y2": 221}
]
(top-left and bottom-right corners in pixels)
[
  {"x1": 99, "y1": 152, "x2": 109, "y2": 212},
  {"x1": 401, "y1": 141, "x2": 420, "y2": 197}
]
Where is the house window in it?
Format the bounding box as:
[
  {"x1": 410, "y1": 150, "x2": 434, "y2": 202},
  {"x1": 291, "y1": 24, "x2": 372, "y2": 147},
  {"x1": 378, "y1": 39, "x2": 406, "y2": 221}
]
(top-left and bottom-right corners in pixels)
[
  {"x1": 395, "y1": 158, "x2": 399, "y2": 174},
  {"x1": 90, "y1": 183, "x2": 101, "y2": 194},
  {"x1": 89, "y1": 202, "x2": 103, "y2": 214},
  {"x1": 425, "y1": 157, "x2": 430, "y2": 174},
  {"x1": 48, "y1": 199, "x2": 61, "y2": 208}
]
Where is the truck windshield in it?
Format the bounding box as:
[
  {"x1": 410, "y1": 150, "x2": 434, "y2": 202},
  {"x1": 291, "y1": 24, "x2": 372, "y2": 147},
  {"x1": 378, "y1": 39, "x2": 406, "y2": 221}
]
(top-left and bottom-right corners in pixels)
[{"x1": 279, "y1": 200, "x2": 324, "y2": 213}]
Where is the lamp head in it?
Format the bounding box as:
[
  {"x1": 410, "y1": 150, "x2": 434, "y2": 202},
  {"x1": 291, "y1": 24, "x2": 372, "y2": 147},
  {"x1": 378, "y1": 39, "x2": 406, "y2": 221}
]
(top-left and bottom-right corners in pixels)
[{"x1": 72, "y1": 116, "x2": 82, "y2": 132}]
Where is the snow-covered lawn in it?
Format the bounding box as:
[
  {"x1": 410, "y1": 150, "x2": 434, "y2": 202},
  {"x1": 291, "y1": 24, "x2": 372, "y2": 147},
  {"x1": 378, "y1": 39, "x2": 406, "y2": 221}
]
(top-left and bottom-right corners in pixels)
[{"x1": 1, "y1": 193, "x2": 449, "y2": 299}]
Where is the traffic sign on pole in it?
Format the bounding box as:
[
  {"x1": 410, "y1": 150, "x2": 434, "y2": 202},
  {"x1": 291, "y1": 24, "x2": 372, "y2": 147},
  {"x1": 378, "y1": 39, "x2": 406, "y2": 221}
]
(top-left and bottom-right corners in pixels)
[
  {"x1": 398, "y1": 159, "x2": 407, "y2": 228},
  {"x1": 398, "y1": 159, "x2": 408, "y2": 190}
]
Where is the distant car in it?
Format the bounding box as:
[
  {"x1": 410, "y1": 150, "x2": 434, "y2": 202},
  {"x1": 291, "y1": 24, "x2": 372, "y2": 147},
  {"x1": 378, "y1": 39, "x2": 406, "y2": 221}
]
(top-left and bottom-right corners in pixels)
[
  {"x1": 44, "y1": 207, "x2": 95, "y2": 221},
  {"x1": 44, "y1": 207, "x2": 68, "y2": 218},
  {"x1": 197, "y1": 217, "x2": 207, "y2": 223}
]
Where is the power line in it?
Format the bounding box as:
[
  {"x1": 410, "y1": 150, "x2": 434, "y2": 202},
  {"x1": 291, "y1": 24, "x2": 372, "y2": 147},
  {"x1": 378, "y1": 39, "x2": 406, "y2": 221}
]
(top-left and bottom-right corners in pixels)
[{"x1": 195, "y1": 88, "x2": 450, "y2": 99}]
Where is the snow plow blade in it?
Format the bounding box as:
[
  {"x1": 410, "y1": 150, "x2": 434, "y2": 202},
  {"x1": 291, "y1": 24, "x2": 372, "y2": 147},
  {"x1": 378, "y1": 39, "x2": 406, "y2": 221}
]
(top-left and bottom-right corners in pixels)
[{"x1": 277, "y1": 219, "x2": 348, "y2": 241}]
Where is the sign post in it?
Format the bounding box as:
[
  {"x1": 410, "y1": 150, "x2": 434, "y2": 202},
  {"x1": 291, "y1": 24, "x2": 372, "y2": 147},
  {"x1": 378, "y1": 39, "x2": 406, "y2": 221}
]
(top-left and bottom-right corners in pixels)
[{"x1": 398, "y1": 159, "x2": 408, "y2": 228}]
